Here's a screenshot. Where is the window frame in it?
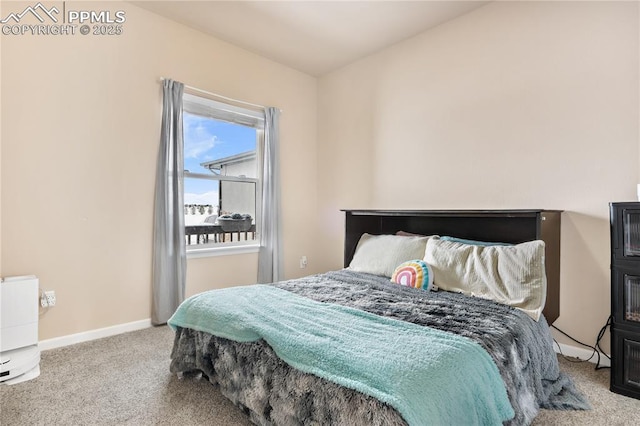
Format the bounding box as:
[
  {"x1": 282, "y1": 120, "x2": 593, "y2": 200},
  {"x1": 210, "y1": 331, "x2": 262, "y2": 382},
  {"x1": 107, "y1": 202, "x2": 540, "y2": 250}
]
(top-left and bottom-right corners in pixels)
[{"x1": 182, "y1": 93, "x2": 264, "y2": 257}]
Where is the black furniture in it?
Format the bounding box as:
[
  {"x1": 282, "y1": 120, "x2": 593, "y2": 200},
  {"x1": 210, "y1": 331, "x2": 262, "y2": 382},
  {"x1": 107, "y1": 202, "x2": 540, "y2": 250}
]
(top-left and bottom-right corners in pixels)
[
  {"x1": 343, "y1": 209, "x2": 562, "y2": 324},
  {"x1": 609, "y1": 202, "x2": 640, "y2": 400},
  {"x1": 184, "y1": 224, "x2": 256, "y2": 245}
]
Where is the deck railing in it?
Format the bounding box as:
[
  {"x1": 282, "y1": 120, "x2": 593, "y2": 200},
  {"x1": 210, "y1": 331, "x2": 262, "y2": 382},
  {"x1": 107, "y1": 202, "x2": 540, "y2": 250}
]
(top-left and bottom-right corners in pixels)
[{"x1": 185, "y1": 224, "x2": 257, "y2": 245}]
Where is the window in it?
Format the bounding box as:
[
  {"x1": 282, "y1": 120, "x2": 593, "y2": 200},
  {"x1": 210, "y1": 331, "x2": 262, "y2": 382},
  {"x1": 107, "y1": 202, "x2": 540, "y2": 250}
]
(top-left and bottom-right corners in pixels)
[{"x1": 182, "y1": 93, "x2": 264, "y2": 254}]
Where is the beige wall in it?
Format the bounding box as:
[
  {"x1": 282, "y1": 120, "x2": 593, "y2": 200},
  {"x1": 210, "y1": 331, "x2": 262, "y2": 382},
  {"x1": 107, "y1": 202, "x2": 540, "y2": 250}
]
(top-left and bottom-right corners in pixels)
[
  {"x1": 318, "y1": 1, "x2": 639, "y2": 350},
  {"x1": 0, "y1": 0, "x2": 3, "y2": 275},
  {"x1": 2, "y1": 0, "x2": 638, "y2": 351},
  {"x1": 1, "y1": 2, "x2": 319, "y2": 340}
]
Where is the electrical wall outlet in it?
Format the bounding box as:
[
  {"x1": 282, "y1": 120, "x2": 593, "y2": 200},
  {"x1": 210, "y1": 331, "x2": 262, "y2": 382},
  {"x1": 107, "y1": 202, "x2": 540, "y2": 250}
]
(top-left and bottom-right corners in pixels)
[
  {"x1": 299, "y1": 256, "x2": 308, "y2": 269},
  {"x1": 44, "y1": 290, "x2": 56, "y2": 307}
]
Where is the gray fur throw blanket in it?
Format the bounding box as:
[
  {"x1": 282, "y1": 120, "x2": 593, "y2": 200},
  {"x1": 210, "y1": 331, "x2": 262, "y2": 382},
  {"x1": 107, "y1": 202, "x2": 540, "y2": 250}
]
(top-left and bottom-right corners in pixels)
[{"x1": 170, "y1": 270, "x2": 590, "y2": 425}]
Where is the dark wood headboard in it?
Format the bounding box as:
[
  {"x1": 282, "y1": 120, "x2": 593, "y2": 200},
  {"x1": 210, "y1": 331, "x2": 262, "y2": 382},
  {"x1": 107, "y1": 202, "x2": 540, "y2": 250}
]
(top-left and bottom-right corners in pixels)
[{"x1": 343, "y1": 209, "x2": 561, "y2": 324}]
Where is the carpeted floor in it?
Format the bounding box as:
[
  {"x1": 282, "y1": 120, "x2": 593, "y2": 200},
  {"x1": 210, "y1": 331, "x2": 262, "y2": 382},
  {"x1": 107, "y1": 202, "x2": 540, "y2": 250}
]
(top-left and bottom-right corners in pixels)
[
  {"x1": 1, "y1": 325, "x2": 639, "y2": 425},
  {"x1": 531, "y1": 354, "x2": 640, "y2": 426}
]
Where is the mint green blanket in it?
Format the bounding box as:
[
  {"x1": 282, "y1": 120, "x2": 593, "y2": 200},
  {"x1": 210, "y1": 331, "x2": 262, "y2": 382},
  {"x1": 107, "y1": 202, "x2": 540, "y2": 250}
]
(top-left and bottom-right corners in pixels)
[{"x1": 168, "y1": 285, "x2": 514, "y2": 425}]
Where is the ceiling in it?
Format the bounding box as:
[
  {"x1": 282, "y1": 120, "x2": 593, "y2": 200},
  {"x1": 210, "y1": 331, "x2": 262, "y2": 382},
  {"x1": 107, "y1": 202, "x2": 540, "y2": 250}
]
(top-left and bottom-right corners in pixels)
[{"x1": 132, "y1": 1, "x2": 489, "y2": 76}]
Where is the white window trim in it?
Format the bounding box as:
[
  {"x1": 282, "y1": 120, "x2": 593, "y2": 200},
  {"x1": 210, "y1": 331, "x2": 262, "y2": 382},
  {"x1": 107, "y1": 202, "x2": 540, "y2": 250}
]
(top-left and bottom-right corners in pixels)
[
  {"x1": 184, "y1": 172, "x2": 258, "y2": 183},
  {"x1": 183, "y1": 93, "x2": 264, "y2": 127},
  {"x1": 182, "y1": 93, "x2": 264, "y2": 256},
  {"x1": 187, "y1": 243, "x2": 260, "y2": 259}
]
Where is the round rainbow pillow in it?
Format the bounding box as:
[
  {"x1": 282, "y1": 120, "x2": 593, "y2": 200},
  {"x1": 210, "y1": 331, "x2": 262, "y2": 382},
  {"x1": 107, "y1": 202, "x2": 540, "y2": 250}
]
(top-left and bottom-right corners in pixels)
[{"x1": 390, "y1": 260, "x2": 433, "y2": 291}]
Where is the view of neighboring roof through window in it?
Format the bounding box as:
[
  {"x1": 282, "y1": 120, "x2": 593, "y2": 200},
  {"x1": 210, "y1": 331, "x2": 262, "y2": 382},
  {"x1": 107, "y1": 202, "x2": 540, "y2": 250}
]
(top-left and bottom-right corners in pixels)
[{"x1": 182, "y1": 93, "x2": 264, "y2": 253}]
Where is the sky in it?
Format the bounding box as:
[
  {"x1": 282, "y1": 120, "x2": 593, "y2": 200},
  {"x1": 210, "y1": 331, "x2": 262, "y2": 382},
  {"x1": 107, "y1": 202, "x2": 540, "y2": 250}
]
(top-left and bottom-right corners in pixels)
[{"x1": 183, "y1": 112, "x2": 256, "y2": 207}]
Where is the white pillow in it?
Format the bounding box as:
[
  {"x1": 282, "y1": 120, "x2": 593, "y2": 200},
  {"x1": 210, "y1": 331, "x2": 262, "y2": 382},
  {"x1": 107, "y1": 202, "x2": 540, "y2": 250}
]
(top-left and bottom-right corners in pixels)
[
  {"x1": 424, "y1": 238, "x2": 547, "y2": 321},
  {"x1": 348, "y1": 233, "x2": 431, "y2": 278}
]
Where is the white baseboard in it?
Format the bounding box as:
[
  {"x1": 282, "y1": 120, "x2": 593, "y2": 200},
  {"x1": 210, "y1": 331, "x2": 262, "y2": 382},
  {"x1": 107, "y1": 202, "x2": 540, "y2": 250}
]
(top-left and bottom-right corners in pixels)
[
  {"x1": 38, "y1": 319, "x2": 152, "y2": 351},
  {"x1": 554, "y1": 342, "x2": 611, "y2": 367}
]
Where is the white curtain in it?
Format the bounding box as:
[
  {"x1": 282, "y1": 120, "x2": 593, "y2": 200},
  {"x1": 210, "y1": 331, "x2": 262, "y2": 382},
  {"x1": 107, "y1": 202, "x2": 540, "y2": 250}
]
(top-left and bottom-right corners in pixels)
[
  {"x1": 257, "y1": 107, "x2": 282, "y2": 283},
  {"x1": 152, "y1": 79, "x2": 186, "y2": 325}
]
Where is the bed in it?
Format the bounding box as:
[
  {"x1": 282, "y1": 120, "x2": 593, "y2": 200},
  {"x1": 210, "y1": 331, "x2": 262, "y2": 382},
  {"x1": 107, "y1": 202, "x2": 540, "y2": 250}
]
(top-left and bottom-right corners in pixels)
[{"x1": 169, "y1": 209, "x2": 589, "y2": 425}]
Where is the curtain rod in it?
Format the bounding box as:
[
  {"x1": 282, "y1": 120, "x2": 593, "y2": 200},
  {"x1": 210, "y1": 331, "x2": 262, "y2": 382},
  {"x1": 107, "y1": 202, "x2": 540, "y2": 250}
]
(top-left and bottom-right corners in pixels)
[{"x1": 159, "y1": 77, "x2": 278, "y2": 112}]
